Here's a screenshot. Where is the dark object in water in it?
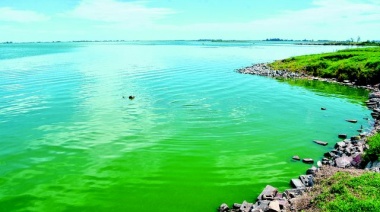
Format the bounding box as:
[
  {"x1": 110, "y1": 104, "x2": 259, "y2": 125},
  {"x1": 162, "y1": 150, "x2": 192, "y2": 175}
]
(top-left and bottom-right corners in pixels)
[
  {"x1": 338, "y1": 134, "x2": 347, "y2": 139},
  {"x1": 313, "y1": 140, "x2": 328, "y2": 146},
  {"x1": 321, "y1": 107, "x2": 326, "y2": 110},
  {"x1": 292, "y1": 155, "x2": 300, "y2": 161},
  {"x1": 346, "y1": 119, "x2": 358, "y2": 123},
  {"x1": 129, "y1": 96, "x2": 135, "y2": 100},
  {"x1": 302, "y1": 158, "x2": 314, "y2": 164}
]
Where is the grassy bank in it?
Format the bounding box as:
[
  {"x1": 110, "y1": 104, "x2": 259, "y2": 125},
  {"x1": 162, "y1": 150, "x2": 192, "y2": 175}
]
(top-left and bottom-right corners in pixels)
[
  {"x1": 301, "y1": 167, "x2": 380, "y2": 212},
  {"x1": 269, "y1": 47, "x2": 380, "y2": 85},
  {"x1": 315, "y1": 172, "x2": 380, "y2": 211}
]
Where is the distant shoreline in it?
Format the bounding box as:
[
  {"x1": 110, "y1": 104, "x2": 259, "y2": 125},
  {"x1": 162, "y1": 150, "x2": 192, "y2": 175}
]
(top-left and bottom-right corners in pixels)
[{"x1": 2, "y1": 39, "x2": 380, "y2": 46}]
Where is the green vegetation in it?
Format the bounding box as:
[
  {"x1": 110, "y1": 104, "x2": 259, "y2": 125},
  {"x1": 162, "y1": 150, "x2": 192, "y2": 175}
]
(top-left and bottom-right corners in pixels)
[
  {"x1": 363, "y1": 134, "x2": 380, "y2": 163},
  {"x1": 269, "y1": 47, "x2": 380, "y2": 85},
  {"x1": 313, "y1": 171, "x2": 380, "y2": 212},
  {"x1": 297, "y1": 41, "x2": 380, "y2": 46},
  {"x1": 319, "y1": 41, "x2": 380, "y2": 46}
]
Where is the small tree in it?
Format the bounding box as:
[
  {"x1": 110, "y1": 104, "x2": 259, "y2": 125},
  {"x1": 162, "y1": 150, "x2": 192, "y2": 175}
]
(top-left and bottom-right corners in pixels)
[{"x1": 357, "y1": 36, "x2": 361, "y2": 43}]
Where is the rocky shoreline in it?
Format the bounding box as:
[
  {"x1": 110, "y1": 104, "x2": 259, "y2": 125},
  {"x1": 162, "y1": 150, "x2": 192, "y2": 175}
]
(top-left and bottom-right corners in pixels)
[{"x1": 218, "y1": 63, "x2": 380, "y2": 212}]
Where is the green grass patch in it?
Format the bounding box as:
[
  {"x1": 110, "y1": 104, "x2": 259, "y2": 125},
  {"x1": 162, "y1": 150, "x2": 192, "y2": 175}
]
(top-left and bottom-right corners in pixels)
[
  {"x1": 269, "y1": 47, "x2": 380, "y2": 85},
  {"x1": 363, "y1": 134, "x2": 380, "y2": 162},
  {"x1": 314, "y1": 171, "x2": 380, "y2": 211}
]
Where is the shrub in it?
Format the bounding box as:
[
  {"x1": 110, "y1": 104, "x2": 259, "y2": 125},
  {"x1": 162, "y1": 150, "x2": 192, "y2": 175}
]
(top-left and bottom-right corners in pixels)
[{"x1": 363, "y1": 134, "x2": 380, "y2": 162}]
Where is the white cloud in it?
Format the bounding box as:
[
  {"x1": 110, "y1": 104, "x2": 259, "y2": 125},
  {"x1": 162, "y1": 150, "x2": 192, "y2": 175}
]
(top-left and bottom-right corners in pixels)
[
  {"x1": 159, "y1": 0, "x2": 380, "y2": 40},
  {"x1": 248, "y1": 0, "x2": 380, "y2": 38},
  {"x1": 1, "y1": 0, "x2": 379, "y2": 41},
  {"x1": 67, "y1": 0, "x2": 175, "y2": 26},
  {"x1": 0, "y1": 7, "x2": 49, "y2": 23}
]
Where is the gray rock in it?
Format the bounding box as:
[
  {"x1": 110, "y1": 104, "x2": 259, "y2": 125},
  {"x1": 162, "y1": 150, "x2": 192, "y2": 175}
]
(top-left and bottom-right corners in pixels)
[
  {"x1": 218, "y1": 203, "x2": 229, "y2": 212},
  {"x1": 313, "y1": 140, "x2": 328, "y2": 146},
  {"x1": 322, "y1": 158, "x2": 329, "y2": 165},
  {"x1": 268, "y1": 200, "x2": 280, "y2": 212},
  {"x1": 233, "y1": 203, "x2": 241, "y2": 209},
  {"x1": 239, "y1": 200, "x2": 252, "y2": 212},
  {"x1": 257, "y1": 185, "x2": 278, "y2": 201},
  {"x1": 283, "y1": 189, "x2": 304, "y2": 199},
  {"x1": 290, "y1": 179, "x2": 305, "y2": 189},
  {"x1": 292, "y1": 155, "x2": 300, "y2": 161},
  {"x1": 277, "y1": 199, "x2": 289, "y2": 211},
  {"x1": 324, "y1": 151, "x2": 336, "y2": 158},
  {"x1": 306, "y1": 166, "x2": 318, "y2": 176},
  {"x1": 335, "y1": 141, "x2": 346, "y2": 148},
  {"x1": 302, "y1": 158, "x2": 314, "y2": 164},
  {"x1": 369, "y1": 92, "x2": 380, "y2": 99},
  {"x1": 344, "y1": 139, "x2": 351, "y2": 143},
  {"x1": 299, "y1": 175, "x2": 314, "y2": 187},
  {"x1": 367, "y1": 160, "x2": 380, "y2": 171},
  {"x1": 335, "y1": 156, "x2": 353, "y2": 168},
  {"x1": 317, "y1": 161, "x2": 322, "y2": 168},
  {"x1": 356, "y1": 145, "x2": 364, "y2": 153},
  {"x1": 344, "y1": 147, "x2": 352, "y2": 155},
  {"x1": 255, "y1": 200, "x2": 270, "y2": 211},
  {"x1": 351, "y1": 136, "x2": 361, "y2": 141},
  {"x1": 373, "y1": 161, "x2": 380, "y2": 169}
]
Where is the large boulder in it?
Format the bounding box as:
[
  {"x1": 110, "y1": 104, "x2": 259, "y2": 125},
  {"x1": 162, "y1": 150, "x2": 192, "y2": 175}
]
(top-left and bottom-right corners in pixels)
[
  {"x1": 268, "y1": 200, "x2": 281, "y2": 212},
  {"x1": 239, "y1": 200, "x2": 253, "y2": 212},
  {"x1": 257, "y1": 185, "x2": 278, "y2": 201},
  {"x1": 290, "y1": 179, "x2": 305, "y2": 189},
  {"x1": 335, "y1": 156, "x2": 353, "y2": 168}
]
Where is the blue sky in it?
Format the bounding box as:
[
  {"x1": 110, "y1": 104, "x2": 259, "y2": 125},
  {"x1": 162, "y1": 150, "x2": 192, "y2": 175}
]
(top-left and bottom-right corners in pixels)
[{"x1": 0, "y1": 0, "x2": 379, "y2": 42}]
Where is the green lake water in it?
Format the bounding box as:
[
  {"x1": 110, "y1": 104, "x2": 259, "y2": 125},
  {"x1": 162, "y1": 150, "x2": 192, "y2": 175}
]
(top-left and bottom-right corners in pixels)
[{"x1": 0, "y1": 41, "x2": 373, "y2": 211}]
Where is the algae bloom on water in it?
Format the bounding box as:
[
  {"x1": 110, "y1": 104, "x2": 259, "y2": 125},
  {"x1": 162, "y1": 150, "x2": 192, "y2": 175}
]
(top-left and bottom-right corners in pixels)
[{"x1": 0, "y1": 41, "x2": 374, "y2": 212}]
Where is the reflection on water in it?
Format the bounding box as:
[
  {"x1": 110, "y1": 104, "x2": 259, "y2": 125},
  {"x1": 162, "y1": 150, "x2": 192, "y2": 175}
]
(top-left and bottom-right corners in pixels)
[{"x1": 279, "y1": 78, "x2": 370, "y2": 104}]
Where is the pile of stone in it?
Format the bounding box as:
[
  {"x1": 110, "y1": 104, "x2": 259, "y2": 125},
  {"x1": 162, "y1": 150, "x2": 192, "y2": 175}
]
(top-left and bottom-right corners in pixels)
[
  {"x1": 219, "y1": 169, "x2": 319, "y2": 212},
  {"x1": 367, "y1": 91, "x2": 380, "y2": 134},
  {"x1": 237, "y1": 63, "x2": 306, "y2": 79},
  {"x1": 237, "y1": 64, "x2": 380, "y2": 92},
  {"x1": 322, "y1": 136, "x2": 368, "y2": 168}
]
